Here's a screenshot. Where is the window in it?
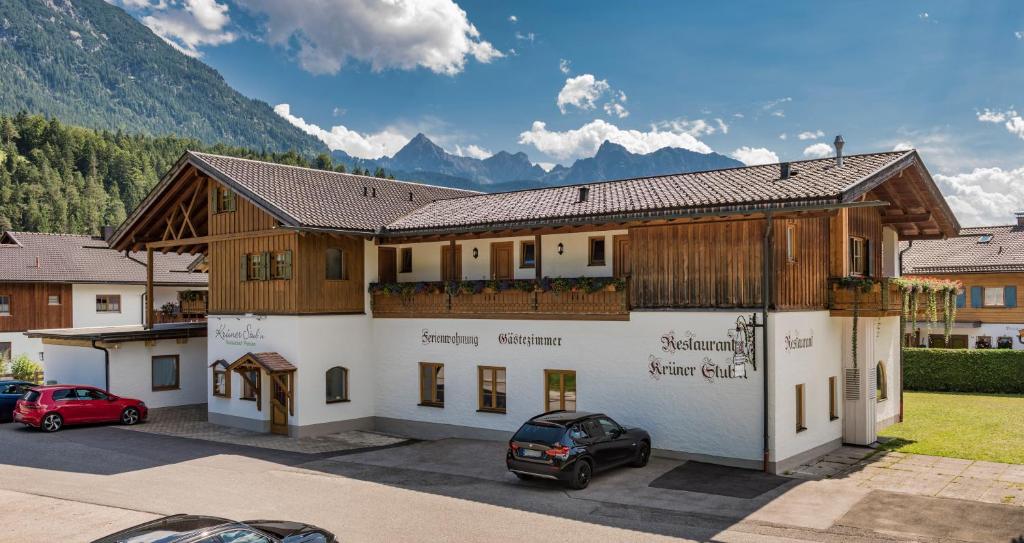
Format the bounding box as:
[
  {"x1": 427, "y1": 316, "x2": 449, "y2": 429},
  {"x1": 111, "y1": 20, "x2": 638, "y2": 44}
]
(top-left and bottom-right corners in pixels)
[
  {"x1": 400, "y1": 247, "x2": 412, "y2": 274},
  {"x1": 588, "y1": 237, "x2": 606, "y2": 266},
  {"x1": 0, "y1": 295, "x2": 9, "y2": 315},
  {"x1": 978, "y1": 234, "x2": 993, "y2": 243},
  {"x1": 828, "y1": 376, "x2": 839, "y2": 421},
  {"x1": 76, "y1": 388, "x2": 108, "y2": 401},
  {"x1": 544, "y1": 369, "x2": 576, "y2": 412},
  {"x1": 983, "y1": 287, "x2": 1005, "y2": 307},
  {"x1": 419, "y1": 362, "x2": 444, "y2": 407},
  {"x1": 875, "y1": 362, "x2": 887, "y2": 401},
  {"x1": 785, "y1": 222, "x2": 798, "y2": 263},
  {"x1": 240, "y1": 369, "x2": 260, "y2": 401},
  {"x1": 152, "y1": 355, "x2": 180, "y2": 391},
  {"x1": 326, "y1": 366, "x2": 349, "y2": 403},
  {"x1": 795, "y1": 384, "x2": 806, "y2": 432},
  {"x1": 997, "y1": 336, "x2": 1014, "y2": 349},
  {"x1": 596, "y1": 417, "x2": 623, "y2": 437},
  {"x1": 976, "y1": 336, "x2": 993, "y2": 349},
  {"x1": 212, "y1": 367, "x2": 229, "y2": 397},
  {"x1": 478, "y1": 366, "x2": 506, "y2": 413},
  {"x1": 325, "y1": 248, "x2": 348, "y2": 280},
  {"x1": 51, "y1": 389, "x2": 73, "y2": 401},
  {"x1": 47, "y1": 295, "x2": 60, "y2": 305},
  {"x1": 95, "y1": 295, "x2": 121, "y2": 313},
  {"x1": 849, "y1": 237, "x2": 867, "y2": 276},
  {"x1": 520, "y1": 240, "x2": 536, "y2": 269},
  {"x1": 271, "y1": 251, "x2": 292, "y2": 279},
  {"x1": 245, "y1": 253, "x2": 268, "y2": 281},
  {"x1": 212, "y1": 185, "x2": 236, "y2": 213},
  {"x1": 215, "y1": 529, "x2": 272, "y2": 543},
  {"x1": 0, "y1": 342, "x2": 10, "y2": 363}
]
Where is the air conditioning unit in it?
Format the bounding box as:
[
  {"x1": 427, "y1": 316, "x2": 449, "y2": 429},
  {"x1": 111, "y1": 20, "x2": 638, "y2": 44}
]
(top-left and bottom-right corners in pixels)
[{"x1": 842, "y1": 367, "x2": 877, "y2": 445}]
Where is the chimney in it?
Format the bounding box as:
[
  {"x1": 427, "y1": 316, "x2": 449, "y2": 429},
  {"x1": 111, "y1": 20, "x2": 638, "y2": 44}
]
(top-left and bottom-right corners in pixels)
[
  {"x1": 408, "y1": 191, "x2": 414, "y2": 202},
  {"x1": 371, "y1": 187, "x2": 377, "y2": 198},
  {"x1": 780, "y1": 162, "x2": 791, "y2": 180},
  {"x1": 833, "y1": 135, "x2": 845, "y2": 167},
  {"x1": 100, "y1": 225, "x2": 115, "y2": 242},
  {"x1": 1015, "y1": 211, "x2": 1024, "y2": 227},
  {"x1": 363, "y1": 187, "x2": 368, "y2": 197},
  {"x1": 578, "y1": 186, "x2": 590, "y2": 203},
  {"x1": 34, "y1": 256, "x2": 40, "y2": 268}
]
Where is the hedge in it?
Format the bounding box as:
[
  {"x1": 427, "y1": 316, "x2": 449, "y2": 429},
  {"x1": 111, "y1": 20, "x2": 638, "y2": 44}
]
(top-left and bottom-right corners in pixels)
[{"x1": 904, "y1": 348, "x2": 1024, "y2": 394}]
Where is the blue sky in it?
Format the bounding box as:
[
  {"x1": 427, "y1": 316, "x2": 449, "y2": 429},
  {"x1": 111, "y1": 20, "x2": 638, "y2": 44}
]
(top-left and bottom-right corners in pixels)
[{"x1": 115, "y1": 1, "x2": 1024, "y2": 226}]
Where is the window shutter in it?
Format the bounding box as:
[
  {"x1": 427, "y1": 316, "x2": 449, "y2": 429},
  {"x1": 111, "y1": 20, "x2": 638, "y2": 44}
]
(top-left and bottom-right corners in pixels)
[
  {"x1": 282, "y1": 251, "x2": 292, "y2": 279},
  {"x1": 865, "y1": 239, "x2": 873, "y2": 277},
  {"x1": 956, "y1": 289, "x2": 966, "y2": 308},
  {"x1": 210, "y1": 186, "x2": 219, "y2": 213},
  {"x1": 1005, "y1": 286, "x2": 1017, "y2": 308},
  {"x1": 227, "y1": 190, "x2": 236, "y2": 212},
  {"x1": 970, "y1": 286, "x2": 983, "y2": 308},
  {"x1": 261, "y1": 252, "x2": 271, "y2": 280},
  {"x1": 239, "y1": 254, "x2": 248, "y2": 281}
]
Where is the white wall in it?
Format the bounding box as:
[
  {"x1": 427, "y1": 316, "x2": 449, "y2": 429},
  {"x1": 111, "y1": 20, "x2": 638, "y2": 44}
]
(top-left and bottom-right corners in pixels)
[
  {"x1": 769, "y1": 311, "x2": 844, "y2": 462},
  {"x1": 915, "y1": 322, "x2": 1024, "y2": 350},
  {"x1": 41, "y1": 338, "x2": 208, "y2": 408},
  {"x1": 71, "y1": 284, "x2": 208, "y2": 328},
  {"x1": 0, "y1": 333, "x2": 44, "y2": 364}
]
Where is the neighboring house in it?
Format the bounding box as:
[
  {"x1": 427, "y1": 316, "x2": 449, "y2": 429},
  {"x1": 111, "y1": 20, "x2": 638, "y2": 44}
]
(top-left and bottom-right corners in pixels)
[
  {"x1": 0, "y1": 231, "x2": 208, "y2": 368},
  {"x1": 108, "y1": 146, "x2": 957, "y2": 473},
  {"x1": 901, "y1": 215, "x2": 1024, "y2": 349}
]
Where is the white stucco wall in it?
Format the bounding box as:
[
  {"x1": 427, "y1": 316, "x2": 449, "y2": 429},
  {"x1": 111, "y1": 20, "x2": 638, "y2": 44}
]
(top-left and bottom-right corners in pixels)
[
  {"x1": 40, "y1": 338, "x2": 208, "y2": 408},
  {"x1": 915, "y1": 322, "x2": 1024, "y2": 350},
  {"x1": 0, "y1": 332, "x2": 44, "y2": 364}
]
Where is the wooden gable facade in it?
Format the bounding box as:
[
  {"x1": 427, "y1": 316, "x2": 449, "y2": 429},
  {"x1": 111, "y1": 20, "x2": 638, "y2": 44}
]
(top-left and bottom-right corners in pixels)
[{"x1": 0, "y1": 282, "x2": 73, "y2": 333}]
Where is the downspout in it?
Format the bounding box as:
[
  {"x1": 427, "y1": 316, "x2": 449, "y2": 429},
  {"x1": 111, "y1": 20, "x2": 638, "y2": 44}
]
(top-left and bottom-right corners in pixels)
[
  {"x1": 762, "y1": 212, "x2": 774, "y2": 472},
  {"x1": 91, "y1": 340, "x2": 110, "y2": 392},
  {"x1": 897, "y1": 240, "x2": 913, "y2": 424}
]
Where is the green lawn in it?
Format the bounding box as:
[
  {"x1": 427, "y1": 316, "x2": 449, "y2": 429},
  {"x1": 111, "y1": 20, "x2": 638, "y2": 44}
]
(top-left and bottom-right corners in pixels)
[{"x1": 878, "y1": 391, "x2": 1024, "y2": 464}]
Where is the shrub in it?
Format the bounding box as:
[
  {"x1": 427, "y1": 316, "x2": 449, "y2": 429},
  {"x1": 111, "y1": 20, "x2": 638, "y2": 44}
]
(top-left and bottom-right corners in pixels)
[
  {"x1": 10, "y1": 355, "x2": 43, "y2": 382},
  {"x1": 904, "y1": 348, "x2": 1024, "y2": 394}
]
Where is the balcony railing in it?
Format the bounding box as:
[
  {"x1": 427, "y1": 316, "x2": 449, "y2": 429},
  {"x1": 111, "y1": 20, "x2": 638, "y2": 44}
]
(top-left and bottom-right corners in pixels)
[
  {"x1": 370, "y1": 279, "x2": 629, "y2": 320},
  {"x1": 828, "y1": 277, "x2": 902, "y2": 316},
  {"x1": 155, "y1": 297, "x2": 208, "y2": 324}
]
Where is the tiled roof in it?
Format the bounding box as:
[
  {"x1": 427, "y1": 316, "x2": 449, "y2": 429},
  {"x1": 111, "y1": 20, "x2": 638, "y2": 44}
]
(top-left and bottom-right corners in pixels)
[
  {"x1": 244, "y1": 352, "x2": 296, "y2": 373},
  {"x1": 902, "y1": 225, "x2": 1024, "y2": 274},
  {"x1": 384, "y1": 152, "x2": 912, "y2": 232},
  {"x1": 189, "y1": 152, "x2": 478, "y2": 231},
  {"x1": 0, "y1": 231, "x2": 207, "y2": 284}
]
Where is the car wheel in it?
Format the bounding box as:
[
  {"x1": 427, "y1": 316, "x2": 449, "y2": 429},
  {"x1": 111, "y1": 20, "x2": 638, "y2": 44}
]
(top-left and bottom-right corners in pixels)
[
  {"x1": 41, "y1": 413, "x2": 63, "y2": 433},
  {"x1": 121, "y1": 407, "x2": 140, "y2": 426},
  {"x1": 631, "y1": 442, "x2": 651, "y2": 467},
  {"x1": 568, "y1": 459, "x2": 592, "y2": 490}
]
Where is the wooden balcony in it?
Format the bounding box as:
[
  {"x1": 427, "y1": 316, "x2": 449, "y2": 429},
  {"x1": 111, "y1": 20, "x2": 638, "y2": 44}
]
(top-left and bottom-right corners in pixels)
[
  {"x1": 371, "y1": 283, "x2": 629, "y2": 320},
  {"x1": 828, "y1": 277, "x2": 902, "y2": 317},
  {"x1": 154, "y1": 296, "x2": 208, "y2": 324}
]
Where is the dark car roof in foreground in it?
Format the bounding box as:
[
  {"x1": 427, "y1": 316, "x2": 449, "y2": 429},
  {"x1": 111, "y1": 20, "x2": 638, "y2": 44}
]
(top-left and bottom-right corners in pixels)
[{"x1": 529, "y1": 411, "x2": 602, "y2": 425}]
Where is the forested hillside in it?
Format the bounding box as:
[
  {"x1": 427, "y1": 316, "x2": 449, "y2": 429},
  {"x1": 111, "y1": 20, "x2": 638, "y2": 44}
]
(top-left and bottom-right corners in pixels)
[{"x1": 0, "y1": 113, "x2": 361, "y2": 236}]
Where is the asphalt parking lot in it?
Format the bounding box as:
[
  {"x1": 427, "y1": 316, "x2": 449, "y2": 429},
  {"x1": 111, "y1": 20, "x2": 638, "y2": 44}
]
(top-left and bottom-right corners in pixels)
[{"x1": 0, "y1": 420, "x2": 1020, "y2": 542}]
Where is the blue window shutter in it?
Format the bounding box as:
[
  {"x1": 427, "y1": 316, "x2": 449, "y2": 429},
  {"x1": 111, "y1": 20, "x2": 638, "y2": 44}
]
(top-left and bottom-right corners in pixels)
[
  {"x1": 956, "y1": 289, "x2": 966, "y2": 308},
  {"x1": 1005, "y1": 286, "x2": 1017, "y2": 308},
  {"x1": 970, "y1": 286, "x2": 983, "y2": 308}
]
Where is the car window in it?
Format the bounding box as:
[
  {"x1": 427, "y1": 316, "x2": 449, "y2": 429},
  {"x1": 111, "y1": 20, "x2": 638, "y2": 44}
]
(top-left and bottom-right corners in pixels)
[
  {"x1": 1, "y1": 384, "x2": 18, "y2": 394},
  {"x1": 512, "y1": 423, "x2": 567, "y2": 445},
  {"x1": 215, "y1": 529, "x2": 273, "y2": 542},
  {"x1": 568, "y1": 423, "x2": 590, "y2": 442},
  {"x1": 51, "y1": 389, "x2": 73, "y2": 401},
  {"x1": 76, "y1": 389, "x2": 108, "y2": 401},
  {"x1": 22, "y1": 390, "x2": 40, "y2": 402},
  {"x1": 596, "y1": 417, "x2": 622, "y2": 436},
  {"x1": 581, "y1": 420, "x2": 604, "y2": 438}
]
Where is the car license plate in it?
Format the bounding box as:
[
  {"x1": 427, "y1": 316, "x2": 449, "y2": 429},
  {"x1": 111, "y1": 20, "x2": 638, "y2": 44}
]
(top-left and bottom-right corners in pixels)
[{"x1": 521, "y1": 449, "x2": 542, "y2": 458}]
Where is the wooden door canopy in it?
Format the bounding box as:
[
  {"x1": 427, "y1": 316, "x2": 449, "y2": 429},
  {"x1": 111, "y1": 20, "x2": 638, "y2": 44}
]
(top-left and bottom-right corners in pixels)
[{"x1": 226, "y1": 352, "x2": 297, "y2": 415}]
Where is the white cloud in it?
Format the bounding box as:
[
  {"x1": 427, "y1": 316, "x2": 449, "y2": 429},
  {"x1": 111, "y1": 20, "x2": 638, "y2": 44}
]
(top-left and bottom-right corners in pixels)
[
  {"x1": 977, "y1": 108, "x2": 1024, "y2": 140},
  {"x1": 656, "y1": 118, "x2": 728, "y2": 138},
  {"x1": 892, "y1": 141, "x2": 914, "y2": 151},
  {"x1": 762, "y1": 96, "x2": 791, "y2": 118},
  {"x1": 730, "y1": 146, "x2": 779, "y2": 166},
  {"x1": 558, "y1": 58, "x2": 571, "y2": 74},
  {"x1": 778, "y1": 133, "x2": 788, "y2": 140},
  {"x1": 557, "y1": 74, "x2": 610, "y2": 113},
  {"x1": 802, "y1": 143, "x2": 832, "y2": 159},
  {"x1": 518, "y1": 119, "x2": 714, "y2": 161},
  {"x1": 935, "y1": 166, "x2": 1024, "y2": 226},
  {"x1": 236, "y1": 0, "x2": 502, "y2": 75},
  {"x1": 770, "y1": 110, "x2": 785, "y2": 118},
  {"x1": 978, "y1": 109, "x2": 1008, "y2": 123},
  {"x1": 603, "y1": 102, "x2": 629, "y2": 118},
  {"x1": 1016, "y1": 31, "x2": 1024, "y2": 40},
  {"x1": 139, "y1": 0, "x2": 236, "y2": 57},
  {"x1": 273, "y1": 103, "x2": 409, "y2": 159},
  {"x1": 508, "y1": 15, "x2": 517, "y2": 22},
  {"x1": 797, "y1": 130, "x2": 825, "y2": 140},
  {"x1": 715, "y1": 118, "x2": 729, "y2": 135},
  {"x1": 515, "y1": 31, "x2": 535, "y2": 42},
  {"x1": 453, "y1": 144, "x2": 492, "y2": 160}
]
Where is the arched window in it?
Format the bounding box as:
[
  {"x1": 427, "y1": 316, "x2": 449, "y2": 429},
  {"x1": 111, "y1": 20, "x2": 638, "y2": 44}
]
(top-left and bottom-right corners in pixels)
[
  {"x1": 875, "y1": 361, "x2": 887, "y2": 402},
  {"x1": 325, "y1": 248, "x2": 347, "y2": 280},
  {"x1": 326, "y1": 366, "x2": 349, "y2": 403}
]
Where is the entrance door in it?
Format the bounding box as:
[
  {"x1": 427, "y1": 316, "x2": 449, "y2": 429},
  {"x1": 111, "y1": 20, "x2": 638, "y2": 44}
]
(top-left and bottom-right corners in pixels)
[
  {"x1": 378, "y1": 247, "x2": 397, "y2": 283},
  {"x1": 613, "y1": 235, "x2": 630, "y2": 279},
  {"x1": 490, "y1": 242, "x2": 513, "y2": 280},
  {"x1": 441, "y1": 244, "x2": 462, "y2": 281},
  {"x1": 270, "y1": 374, "x2": 289, "y2": 435}
]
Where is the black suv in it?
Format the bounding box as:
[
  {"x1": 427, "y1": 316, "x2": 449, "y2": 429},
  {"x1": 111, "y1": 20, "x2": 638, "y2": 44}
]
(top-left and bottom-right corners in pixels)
[
  {"x1": 91, "y1": 514, "x2": 336, "y2": 542},
  {"x1": 506, "y1": 411, "x2": 651, "y2": 489}
]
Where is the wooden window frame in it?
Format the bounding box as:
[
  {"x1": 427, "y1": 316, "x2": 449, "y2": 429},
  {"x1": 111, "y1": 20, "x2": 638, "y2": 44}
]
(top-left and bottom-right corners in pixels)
[
  {"x1": 795, "y1": 383, "x2": 807, "y2": 432},
  {"x1": 212, "y1": 368, "x2": 230, "y2": 398},
  {"x1": 828, "y1": 376, "x2": 838, "y2": 421},
  {"x1": 849, "y1": 237, "x2": 867, "y2": 276},
  {"x1": 47, "y1": 295, "x2": 60, "y2": 306},
  {"x1": 326, "y1": 366, "x2": 350, "y2": 403},
  {"x1": 399, "y1": 247, "x2": 413, "y2": 274},
  {"x1": 240, "y1": 369, "x2": 260, "y2": 401},
  {"x1": 981, "y1": 286, "x2": 1006, "y2": 307},
  {"x1": 785, "y1": 222, "x2": 798, "y2": 263},
  {"x1": 519, "y1": 240, "x2": 536, "y2": 269},
  {"x1": 875, "y1": 362, "x2": 888, "y2": 402},
  {"x1": 95, "y1": 294, "x2": 121, "y2": 313},
  {"x1": 212, "y1": 186, "x2": 236, "y2": 214},
  {"x1": 478, "y1": 365, "x2": 507, "y2": 414},
  {"x1": 544, "y1": 369, "x2": 576, "y2": 412},
  {"x1": 271, "y1": 251, "x2": 293, "y2": 280},
  {"x1": 0, "y1": 295, "x2": 9, "y2": 316},
  {"x1": 588, "y1": 236, "x2": 606, "y2": 267},
  {"x1": 419, "y1": 362, "x2": 444, "y2": 408},
  {"x1": 325, "y1": 248, "x2": 349, "y2": 281},
  {"x1": 151, "y1": 355, "x2": 181, "y2": 392}
]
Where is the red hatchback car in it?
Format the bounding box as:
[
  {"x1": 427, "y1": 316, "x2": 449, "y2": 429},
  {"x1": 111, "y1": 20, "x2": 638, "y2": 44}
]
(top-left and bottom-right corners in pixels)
[{"x1": 14, "y1": 385, "x2": 147, "y2": 432}]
